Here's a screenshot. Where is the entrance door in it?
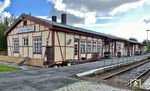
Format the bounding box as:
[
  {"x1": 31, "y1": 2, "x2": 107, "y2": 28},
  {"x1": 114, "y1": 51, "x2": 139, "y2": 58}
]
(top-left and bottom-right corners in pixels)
[
  {"x1": 46, "y1": 47, "x2": 53, "y2": 65},
  {"x1": 74, "y1": 38, "x2": 79, "y2": 59}
]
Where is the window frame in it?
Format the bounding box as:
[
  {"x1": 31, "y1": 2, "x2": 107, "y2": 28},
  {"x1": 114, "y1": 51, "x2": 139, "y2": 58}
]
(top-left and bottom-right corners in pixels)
[
  {"x1": 80, "y1": 39, "x2": 86, "y2": 53},
  {"x1": 93, "y1": 41, "x2": 97, "y2": 52},
  {"x1": 87, "y1": 40, "x2": 92, "y2": 53},
  {"x1": 23, "y1": 37, "x2": 29, "y2": 46},
  {"x1": 33, "y1": 37, "x2": 42, "y2": 54},
  {"x1": 23, "y1": 20, "x2": 27, "y2": 26},
  {"x1": 117, "y1": 43, "x2": 121, "y2": 52},
  {"x1": 97, "y1": 41, "x2": 102, "y2": 52},
  {"x1": 13, "y1": 38, "x2": 19, "y2": 53}
]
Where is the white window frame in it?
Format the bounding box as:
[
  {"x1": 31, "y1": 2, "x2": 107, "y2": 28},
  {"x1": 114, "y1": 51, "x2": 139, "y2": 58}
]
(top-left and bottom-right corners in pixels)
[
  {"x1": 80, "y1": 40, "x2": 86, "y2": 53},
  {"x1": 33, "y1": 37, "x2": 42, "y2": 53},
  {"x1": 97, "y1": 41, "x2": 102, "y2": 52},
  {"x1": 117, "y1": 43, "x2": 121, "y2": 52},
  {"x1": 93, "y1": 41, "x2": 97, "y2": 52},
  {"x1": 23, "y1": 38, "x2": 28, "y2": 46},
  {"x1": 13, "y1": 38, "x2": 19, "y2": 53},
  {"x1": 87, "y1": 40, "x2": 92, "y2": 52}
]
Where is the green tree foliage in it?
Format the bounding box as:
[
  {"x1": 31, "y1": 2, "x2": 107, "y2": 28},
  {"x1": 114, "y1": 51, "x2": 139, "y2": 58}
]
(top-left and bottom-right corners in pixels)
[
  {"x1": 142, "y1": 40, "x2": 147, "y2": 45},
  {"x1": 0, "y1": 23, "x2": 7, "y2": 51},
  {"x1": 142, "y1": 40, "x2": 150, "y2": 52},
  {"x1": 0, "y1": 15, "x2": 16, "y2": 52},
  {"x1": 129, "y1": 37, "x2": 138, "y2": 42}
]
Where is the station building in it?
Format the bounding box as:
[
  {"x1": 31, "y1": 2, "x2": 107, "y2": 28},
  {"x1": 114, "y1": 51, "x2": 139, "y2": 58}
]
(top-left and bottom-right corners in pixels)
[{"x1": 4, "y1": 14, "x2": 144, "y2": 66}]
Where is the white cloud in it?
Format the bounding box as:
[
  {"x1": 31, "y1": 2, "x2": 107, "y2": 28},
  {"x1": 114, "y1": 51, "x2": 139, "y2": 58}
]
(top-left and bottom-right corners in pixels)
[
  {"x1": 74, "y1": 20, "x2": 150, "y2": 42},
  {"x1": 143, "y1": 16, "x2": 150, "y2": 24},
  {"x1": 97, "y1": 16, "x2": 119, "y2": 20},
  {"x1": 74, "y1": 23, "x2": 118, "y2": 28},
  {"x1": 0, "y1": 0, "x2": 11, "y2": 21},
  {"x1": 109, "y1": 0, "x2": 150, "y2": 15},
  {"x1": 0, "y1": 0, "x2": 10, "y2": 13},
  {"x1": 49, "y1": 0, "x2": 66, "y2": 11},
  {"x1": 2, "y1": 12, "x2": 11, "y2": 17},
  {"x1": 37, "y1": 16, "x2": 51, "y2": 20},
  {"x1": 109, "y1": 21, "x2": 149, "y2": 42},
  {"x1": 48, "y1": 0, "x2": 97, "y2": 24},
  {"x1": 47, "y1": 0, "x2": 149, "y2": 42}
]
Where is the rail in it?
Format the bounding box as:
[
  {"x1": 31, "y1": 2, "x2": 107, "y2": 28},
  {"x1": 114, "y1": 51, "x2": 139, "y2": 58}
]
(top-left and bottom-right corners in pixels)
[
  {"x1": 103, "y1": 60, "x2": 150, "y2": 80},
  {"x1": 126, "y1": 68, "x2": 150, "y2": 86}
]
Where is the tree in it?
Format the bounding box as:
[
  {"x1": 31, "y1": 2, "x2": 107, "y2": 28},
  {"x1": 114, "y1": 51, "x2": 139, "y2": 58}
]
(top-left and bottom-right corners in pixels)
[
  {"x1": 129, "y1": 37, "x2": 138, "y2": 42},
  {"x1": 142, "y1": 40, "x2": 150, "y2": 52},
  {"x1": 142, "y1": 40, "x2": 147, "y2": 45},
  {"x1": 0, "y1": 14, "x2": 16, "y2": 52},
  {"x1": 0, "y1": 23, "x2": 7, "y2": 51}
]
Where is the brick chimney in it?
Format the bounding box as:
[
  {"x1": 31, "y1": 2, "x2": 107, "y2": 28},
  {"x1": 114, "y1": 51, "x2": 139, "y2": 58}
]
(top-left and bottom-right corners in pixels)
[
  {"x1": 61, "y1": 14, "x2": 67, "y2": 24},
  {"x1": 52, "y1": 16, "x2": 57, "y2": 22}
]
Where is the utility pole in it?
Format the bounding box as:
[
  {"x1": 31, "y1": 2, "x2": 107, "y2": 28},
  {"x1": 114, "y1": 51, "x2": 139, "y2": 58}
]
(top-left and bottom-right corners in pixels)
[{"x1": 146, "y1": 29, "x2": 149, "y2": 52}]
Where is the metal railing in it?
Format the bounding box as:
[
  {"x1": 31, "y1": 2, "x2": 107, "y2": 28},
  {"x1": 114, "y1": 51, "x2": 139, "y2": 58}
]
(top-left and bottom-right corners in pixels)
[{"x1": 102, "y1": 53, "x2": 150, "y2": 67}]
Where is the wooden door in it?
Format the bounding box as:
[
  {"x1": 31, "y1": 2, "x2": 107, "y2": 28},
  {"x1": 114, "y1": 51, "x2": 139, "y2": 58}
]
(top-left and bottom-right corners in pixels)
[{"x1": 46, "y1": 47, "x2": 53, "y2": 65}]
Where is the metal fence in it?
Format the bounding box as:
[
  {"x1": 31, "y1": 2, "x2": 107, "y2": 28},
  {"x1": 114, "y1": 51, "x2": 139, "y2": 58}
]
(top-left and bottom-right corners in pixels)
[{"x1": 102, "y1": 53, "x2": 150, "y2": 67}]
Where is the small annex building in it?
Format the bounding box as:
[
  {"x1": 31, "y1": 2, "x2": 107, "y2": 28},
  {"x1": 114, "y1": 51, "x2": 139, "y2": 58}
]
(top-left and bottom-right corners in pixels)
[{"x1": 4, "y1": 14, "x2": 145, "y2": 66}]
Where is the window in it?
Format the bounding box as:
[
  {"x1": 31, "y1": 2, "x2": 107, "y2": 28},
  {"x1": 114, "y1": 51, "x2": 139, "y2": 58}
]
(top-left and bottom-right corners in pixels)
[
  {"x1": 93, "y1": 41, "x2": 97, "y2": 52},
  {"x1": 13, "y1": 39, "x2": 19, "y2": 53},
  {"x1": 81, "y1": 40, "x2": 86, "y2": 53},
  {"x1": 117, "y1": 44, "x2": 121, "y2": 52},
  {"x1": 23, "y1": 38, "x2": 28, "y2": 46},
  {"x1": 97, "y1": 42, "x2": 102, "y2": 52},
  {"x1": 33, "y1": 37, "x2": 42, "y2": 53},
  {"x1": 87, "y1": 41, "x2": 92, "y2": 52},
  {"x1": 23, "y1": 20, "x2": 27, "y2": 26}
]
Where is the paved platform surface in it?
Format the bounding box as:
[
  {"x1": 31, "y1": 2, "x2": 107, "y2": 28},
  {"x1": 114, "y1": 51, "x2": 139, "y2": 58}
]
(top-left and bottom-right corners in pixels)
[
  {"x1": 140, "y1": 76, "x2": 150, "y2": 90},
  {"x1": 0, "y1": 54, "x2": 149, "y2": 91}
]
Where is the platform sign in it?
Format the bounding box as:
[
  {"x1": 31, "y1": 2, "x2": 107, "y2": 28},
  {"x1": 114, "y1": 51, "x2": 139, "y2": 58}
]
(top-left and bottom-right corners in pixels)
[{"x1": 16, "y1": 25, "x2": 35, "y2": 33}]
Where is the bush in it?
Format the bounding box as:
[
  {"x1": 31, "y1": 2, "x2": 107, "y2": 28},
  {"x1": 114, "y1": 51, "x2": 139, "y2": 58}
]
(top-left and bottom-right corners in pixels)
[
  {"x1": 147, "y1": 56, "x2": 150, "y2": 60},
  {"x1": 134, "y1": 51, "x2": 140, "y2": 55}
]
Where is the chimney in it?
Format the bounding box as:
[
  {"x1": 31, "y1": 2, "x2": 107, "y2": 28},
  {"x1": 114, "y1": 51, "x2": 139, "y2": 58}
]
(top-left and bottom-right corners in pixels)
[
  {"x1": 61, "y1": 14, "x2": 67, "y2": 24},
  {"x1": 52, "y1": 16, "x2": 57, "y2": 22}
]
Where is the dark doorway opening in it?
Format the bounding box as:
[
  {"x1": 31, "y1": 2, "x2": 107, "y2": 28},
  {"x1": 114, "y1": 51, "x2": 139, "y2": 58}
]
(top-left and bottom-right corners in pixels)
[{"x1": 46, "y1": 46, "x2": 53, "y2": 65}]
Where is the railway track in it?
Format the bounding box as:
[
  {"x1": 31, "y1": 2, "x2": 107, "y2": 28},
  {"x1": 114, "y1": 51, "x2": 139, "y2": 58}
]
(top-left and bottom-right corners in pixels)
[
  {"x1": 82, "y1": 59, "x2": 150, "y2": 90},
  {"x1": 126, "y1": 68, "x2": 150, "y2": 86},
  {"x1": 101, "y1": 60, "x2": 150, "y2": 89},
  {"x1": 102, "y1": 60, "x2": 150, "y2": 80}
]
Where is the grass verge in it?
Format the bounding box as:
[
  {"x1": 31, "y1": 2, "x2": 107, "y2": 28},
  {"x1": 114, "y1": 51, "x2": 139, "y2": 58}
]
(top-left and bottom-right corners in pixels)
[{"x1": 0, "y1": 64, "x2": 21, "y2": 72}]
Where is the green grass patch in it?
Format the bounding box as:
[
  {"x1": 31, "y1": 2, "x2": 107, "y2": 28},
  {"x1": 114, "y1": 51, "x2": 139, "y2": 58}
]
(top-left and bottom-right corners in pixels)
[{"x1": 0, "y1": 64, "x2": 21, "y2": 72}]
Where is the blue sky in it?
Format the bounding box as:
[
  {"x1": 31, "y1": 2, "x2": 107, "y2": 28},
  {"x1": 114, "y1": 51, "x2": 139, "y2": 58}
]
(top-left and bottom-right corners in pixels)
[
  {"x1": 0, "y1": 0, "x2": 150, "y2": 42},
  {"x1": 5, "y1": 0, "x2": 52, "y2": 16}
]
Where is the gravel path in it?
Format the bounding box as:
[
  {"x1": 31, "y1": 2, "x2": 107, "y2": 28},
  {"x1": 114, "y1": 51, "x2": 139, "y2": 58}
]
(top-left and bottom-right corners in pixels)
[{"x1": 54, "y1": 81, "x2": 132, "y2": 91}]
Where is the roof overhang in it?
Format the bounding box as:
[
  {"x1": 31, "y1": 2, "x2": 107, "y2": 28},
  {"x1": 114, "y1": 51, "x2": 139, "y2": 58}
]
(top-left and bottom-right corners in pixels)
[{"x1": 4, "y1": 13, "x2": 52, "y2": 36}]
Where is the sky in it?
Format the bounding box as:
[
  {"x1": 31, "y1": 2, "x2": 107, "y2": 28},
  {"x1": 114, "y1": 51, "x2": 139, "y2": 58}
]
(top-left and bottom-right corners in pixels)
[{"x1": 0, "y1": 0, "x2": 150, "y2": 42}]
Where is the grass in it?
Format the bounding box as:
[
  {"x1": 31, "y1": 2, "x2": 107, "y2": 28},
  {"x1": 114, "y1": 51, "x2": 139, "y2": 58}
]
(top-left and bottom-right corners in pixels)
[{"x1": 0, "y1": 64, "x2": 21, "y2": 72}]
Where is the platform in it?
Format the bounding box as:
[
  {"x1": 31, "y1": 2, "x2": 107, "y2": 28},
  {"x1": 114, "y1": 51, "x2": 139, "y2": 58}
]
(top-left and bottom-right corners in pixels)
[{"x1": 140, "y1": 77, "x2": 150, "y2": 90}]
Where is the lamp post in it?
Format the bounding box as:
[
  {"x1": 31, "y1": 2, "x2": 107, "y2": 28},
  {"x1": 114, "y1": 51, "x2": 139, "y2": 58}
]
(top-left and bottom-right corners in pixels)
[{"x1": 146, "y1": 30, "x2": 149, "y2": 52}]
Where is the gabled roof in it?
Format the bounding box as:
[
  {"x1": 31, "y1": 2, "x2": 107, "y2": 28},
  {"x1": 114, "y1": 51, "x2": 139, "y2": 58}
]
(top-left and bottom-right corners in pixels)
[
  {"x1": 4, "y1": 13, "x2": 143, "y2": 45},
  {"x1": 4, "y1": 14, "x2": 52, "y2": 36}
]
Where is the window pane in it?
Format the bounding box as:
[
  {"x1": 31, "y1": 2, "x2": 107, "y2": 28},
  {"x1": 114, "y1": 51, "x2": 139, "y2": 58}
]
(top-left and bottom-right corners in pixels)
[
  {"x1": 81, "y1": 40, "x2": 86, "y2": 53},
  {"x1": 13, "y1": 39, "x2": 19, "y2": 52},
  {"x1": 33, "y1": 37, "x2": 41, "y2": 53}
]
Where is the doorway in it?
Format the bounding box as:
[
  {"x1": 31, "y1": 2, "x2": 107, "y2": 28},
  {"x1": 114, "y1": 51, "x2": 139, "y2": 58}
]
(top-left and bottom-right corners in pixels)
[
  {"x1": 46, "y1": 47, "x2": 53, "y2": 65},
  {"x1": 74, "y1": 38, "x2": 79, "y2": 59}
]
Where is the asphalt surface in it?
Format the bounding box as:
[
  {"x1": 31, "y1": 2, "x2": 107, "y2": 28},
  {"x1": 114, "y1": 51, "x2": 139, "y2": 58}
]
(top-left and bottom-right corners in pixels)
[{"x1": 0, "y1": 54, "x2": 149, "y2": 91}]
